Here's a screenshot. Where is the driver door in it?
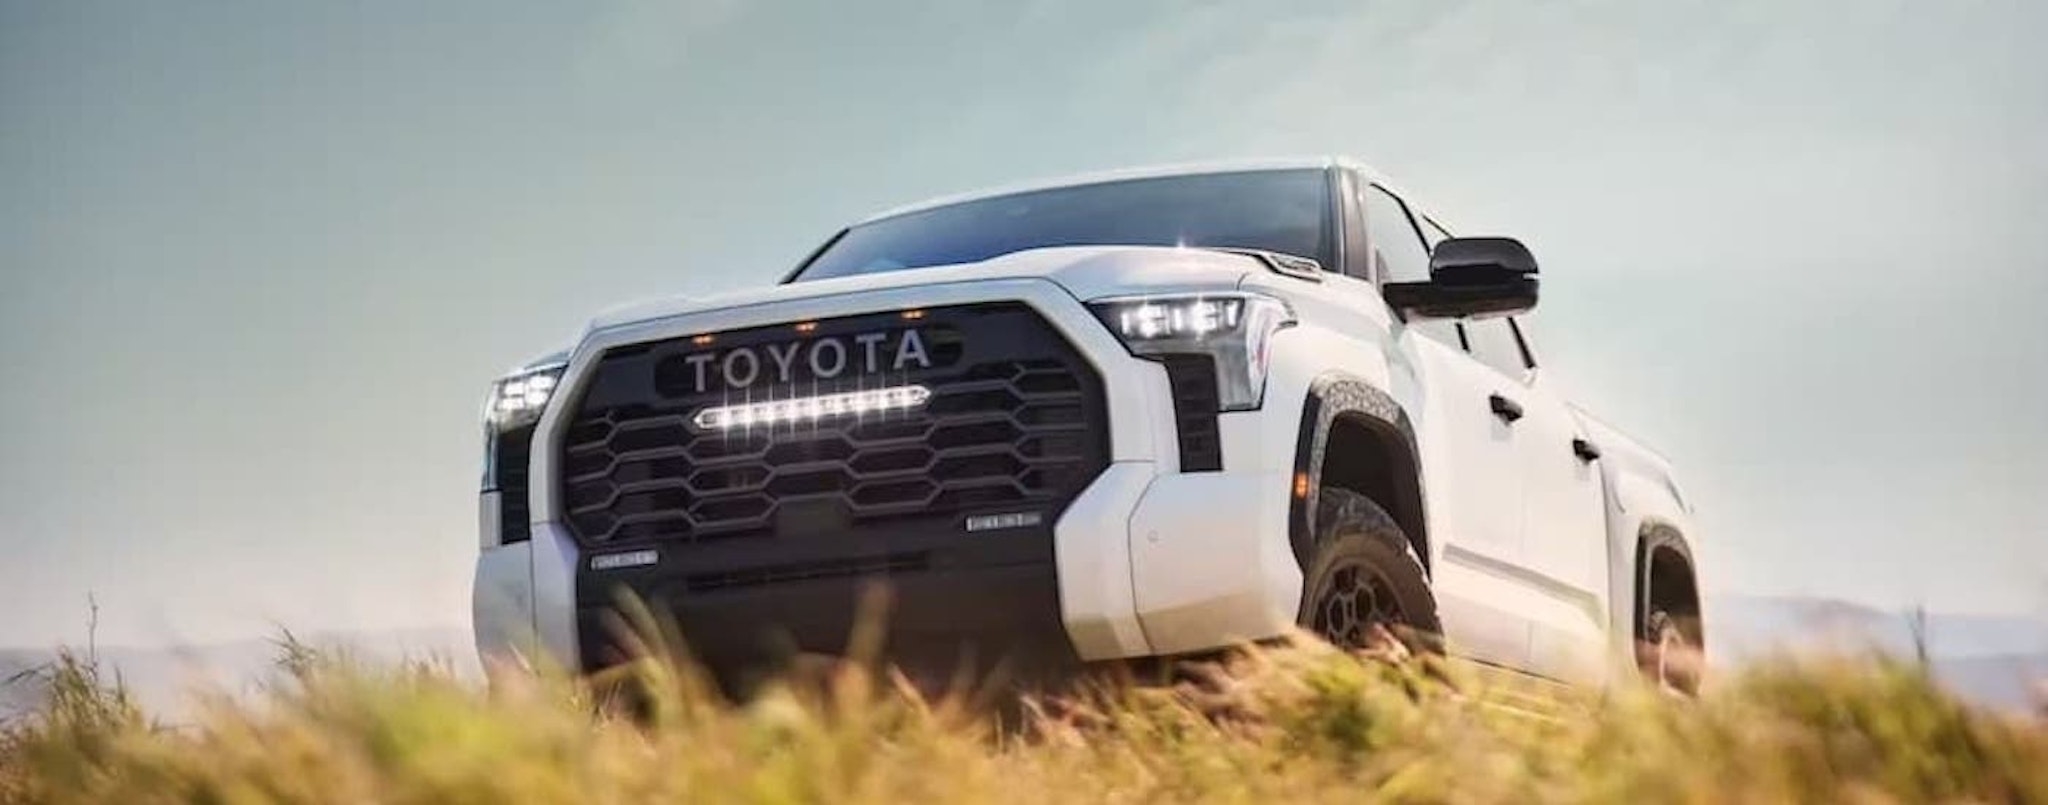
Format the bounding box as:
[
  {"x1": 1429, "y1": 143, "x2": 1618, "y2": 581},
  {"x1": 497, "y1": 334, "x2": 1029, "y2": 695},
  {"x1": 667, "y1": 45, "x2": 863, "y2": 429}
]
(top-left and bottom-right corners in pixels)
[{"x1": 1363, "y1": 181, "x2": 1531, "y2": 669}]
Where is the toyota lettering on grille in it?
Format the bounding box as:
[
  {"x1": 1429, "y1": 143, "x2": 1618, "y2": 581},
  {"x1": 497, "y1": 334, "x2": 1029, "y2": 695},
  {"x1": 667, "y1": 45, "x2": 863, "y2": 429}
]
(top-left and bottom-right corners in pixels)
[{"x1": 679, "y1": 328, "x2": 933, "y2": 395}]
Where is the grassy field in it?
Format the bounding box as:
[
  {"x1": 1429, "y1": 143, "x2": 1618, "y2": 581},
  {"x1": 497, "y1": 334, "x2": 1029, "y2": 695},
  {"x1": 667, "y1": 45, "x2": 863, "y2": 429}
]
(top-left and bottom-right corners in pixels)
[{"x1": 2, "y1": 628, "x2": 2044, "y2": 804}]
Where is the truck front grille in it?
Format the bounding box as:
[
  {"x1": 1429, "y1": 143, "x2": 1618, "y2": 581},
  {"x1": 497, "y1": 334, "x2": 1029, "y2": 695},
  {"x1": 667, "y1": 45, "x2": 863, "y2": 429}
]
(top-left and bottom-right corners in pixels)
[{"x1": 555, "y1": 303, "x2": 1109, "y2": 545}]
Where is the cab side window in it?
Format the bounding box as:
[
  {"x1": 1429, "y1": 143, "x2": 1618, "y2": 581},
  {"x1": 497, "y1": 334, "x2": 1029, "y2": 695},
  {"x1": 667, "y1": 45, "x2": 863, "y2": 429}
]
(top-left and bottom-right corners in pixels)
[
  {"x1": 1367, "y1": 183, "x2": 1463, "y2": 347},
  {"x1": 1465, "y1": 317, "x2": 1533, "y2": 380},
  {"x1": 1362, "y1": 185, "x2": 1431, "y2": 284},
  {"x1": 1419, "y1": 217, "x2": 1452, "y2": 249}
]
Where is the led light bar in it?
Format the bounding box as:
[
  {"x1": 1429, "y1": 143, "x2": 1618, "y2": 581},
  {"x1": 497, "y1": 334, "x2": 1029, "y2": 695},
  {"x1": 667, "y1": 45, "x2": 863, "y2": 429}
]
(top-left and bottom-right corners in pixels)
[{"x1": 692, "y1": 384, "x2": 932, "y2": 431}]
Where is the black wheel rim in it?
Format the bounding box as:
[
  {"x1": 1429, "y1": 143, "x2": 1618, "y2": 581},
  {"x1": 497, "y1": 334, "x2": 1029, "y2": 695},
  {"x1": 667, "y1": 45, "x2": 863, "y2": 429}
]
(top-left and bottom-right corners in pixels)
[{"x1": 1312, "y1": 561, "x2": 1405, "y2": 648}]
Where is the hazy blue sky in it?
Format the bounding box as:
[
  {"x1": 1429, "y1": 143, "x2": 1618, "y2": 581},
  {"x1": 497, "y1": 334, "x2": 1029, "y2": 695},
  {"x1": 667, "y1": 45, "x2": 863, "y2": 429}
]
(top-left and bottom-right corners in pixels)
[{"x1": 4, "y1": 0, "x2": 2045, "y2": 648}]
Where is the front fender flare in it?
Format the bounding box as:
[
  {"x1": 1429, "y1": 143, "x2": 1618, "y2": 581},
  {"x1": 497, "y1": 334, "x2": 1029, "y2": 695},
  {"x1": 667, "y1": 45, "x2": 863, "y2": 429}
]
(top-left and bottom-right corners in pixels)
[{"x1": 1286, "y1": 372, "x2": 1424, "y2": 570}]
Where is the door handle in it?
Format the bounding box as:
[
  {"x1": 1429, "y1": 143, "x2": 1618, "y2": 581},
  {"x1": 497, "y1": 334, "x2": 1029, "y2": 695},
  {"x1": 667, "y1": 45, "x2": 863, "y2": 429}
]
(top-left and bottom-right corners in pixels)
[
  {"x1": 1572, "y1": 437, "x2": 1602, "y2": 462},
  {"x1": 1487, "y1": 393, "x2": 1524, "y2": 424}
]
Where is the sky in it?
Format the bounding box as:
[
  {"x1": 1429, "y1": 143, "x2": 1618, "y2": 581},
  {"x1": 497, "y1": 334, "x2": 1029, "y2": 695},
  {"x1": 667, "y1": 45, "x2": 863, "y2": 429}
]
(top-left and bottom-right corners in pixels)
[{"x1": 3, "y1": 0, "x2": 2045, "y2": 649}]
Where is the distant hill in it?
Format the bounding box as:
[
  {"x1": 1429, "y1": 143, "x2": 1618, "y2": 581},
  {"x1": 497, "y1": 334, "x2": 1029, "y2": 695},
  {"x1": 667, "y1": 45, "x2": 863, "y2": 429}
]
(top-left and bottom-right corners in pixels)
[
  {"x1": 1, "y1": 649, "x2": 53, "y2": 724},
  {"x1": 1939, "y1": 654, "x2": 2048, "y2": 712},
  {"x1": 1709, "y1": 594, "x2": 2047, "y2": 710}
]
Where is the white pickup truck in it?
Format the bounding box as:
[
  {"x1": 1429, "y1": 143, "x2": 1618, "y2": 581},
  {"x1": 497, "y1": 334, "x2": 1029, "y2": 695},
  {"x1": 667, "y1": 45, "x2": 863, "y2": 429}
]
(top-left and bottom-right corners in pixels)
[{"x1": 474, "y1": 158, "x2": 1705, "y2": 691}]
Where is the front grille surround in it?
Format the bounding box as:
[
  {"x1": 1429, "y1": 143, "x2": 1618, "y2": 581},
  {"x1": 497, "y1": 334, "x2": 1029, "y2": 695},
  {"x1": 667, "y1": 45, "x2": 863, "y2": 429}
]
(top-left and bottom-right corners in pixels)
[{"x1": 554, "y1": 303, "x2": 1110, "y2": 546}]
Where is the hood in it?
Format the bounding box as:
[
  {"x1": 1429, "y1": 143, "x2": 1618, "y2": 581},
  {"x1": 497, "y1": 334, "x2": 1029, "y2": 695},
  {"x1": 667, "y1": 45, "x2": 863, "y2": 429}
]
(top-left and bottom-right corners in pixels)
[{"x1": 585, "y1": 245, "x2": 1262, "y2": 333}]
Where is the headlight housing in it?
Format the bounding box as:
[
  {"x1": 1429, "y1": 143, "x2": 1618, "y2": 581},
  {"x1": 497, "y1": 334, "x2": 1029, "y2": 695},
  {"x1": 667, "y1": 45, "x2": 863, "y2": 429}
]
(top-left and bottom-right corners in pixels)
[
  {"x1": 481, "y1": 359, "x2": 565, "y2": 543},
  {"x1": 1088, "y1": 292, "x2": 1295, "y2": 411},
  {"x1": 485, "y1": 362, "x2": 567, "y2": 432}
]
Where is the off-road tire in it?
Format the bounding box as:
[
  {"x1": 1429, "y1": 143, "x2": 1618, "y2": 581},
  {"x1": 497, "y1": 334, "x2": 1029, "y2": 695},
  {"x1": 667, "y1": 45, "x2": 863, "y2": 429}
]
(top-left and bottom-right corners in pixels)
[{"x1": 1297, "y1": 488, "x2": 1441, "y2": 650}]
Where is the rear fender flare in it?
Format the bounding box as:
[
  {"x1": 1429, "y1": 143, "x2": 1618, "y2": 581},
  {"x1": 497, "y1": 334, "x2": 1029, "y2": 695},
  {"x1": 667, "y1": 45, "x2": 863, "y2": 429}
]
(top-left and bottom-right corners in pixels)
[{"x1": 1633, "y1": 522, "x2": 1696, "y2": 638}]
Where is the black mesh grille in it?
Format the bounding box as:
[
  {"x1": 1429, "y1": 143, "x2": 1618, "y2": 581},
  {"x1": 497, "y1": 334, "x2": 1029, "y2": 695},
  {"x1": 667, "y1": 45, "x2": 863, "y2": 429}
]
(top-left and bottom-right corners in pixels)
[{"x1": 556, "y1": 303, "x2": 1109, "y2": 545}]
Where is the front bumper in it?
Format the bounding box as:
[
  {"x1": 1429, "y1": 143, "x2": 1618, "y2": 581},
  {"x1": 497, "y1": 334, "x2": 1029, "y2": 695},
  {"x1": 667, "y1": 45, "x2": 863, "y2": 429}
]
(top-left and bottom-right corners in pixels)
[{"x1": 473, "y1": 278, "x2": 1305, "y2": 673}]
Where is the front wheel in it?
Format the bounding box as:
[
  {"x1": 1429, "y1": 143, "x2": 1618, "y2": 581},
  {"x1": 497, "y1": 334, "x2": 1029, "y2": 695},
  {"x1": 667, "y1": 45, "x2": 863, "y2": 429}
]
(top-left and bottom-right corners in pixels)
[{"x1": 1297, "y1": 488, "x2": 1440, "y2": 649}]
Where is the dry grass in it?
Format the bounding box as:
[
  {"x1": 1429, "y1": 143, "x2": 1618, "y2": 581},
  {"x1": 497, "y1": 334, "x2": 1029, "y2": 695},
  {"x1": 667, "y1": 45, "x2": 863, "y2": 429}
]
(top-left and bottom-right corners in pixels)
[{"x1": 2, "y1": 628, "x2": 2044, "y2": 804}]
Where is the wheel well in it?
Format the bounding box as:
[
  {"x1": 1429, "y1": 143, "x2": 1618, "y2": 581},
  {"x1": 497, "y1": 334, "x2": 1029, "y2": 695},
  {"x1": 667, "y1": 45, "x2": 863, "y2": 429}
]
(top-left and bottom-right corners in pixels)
[
  {"x1": 1640, "y1": 531, "x2": 1702, "y2": 644},
  {"x1": 1318, "y1": 414, "x2": 1429, "y2": 573}
]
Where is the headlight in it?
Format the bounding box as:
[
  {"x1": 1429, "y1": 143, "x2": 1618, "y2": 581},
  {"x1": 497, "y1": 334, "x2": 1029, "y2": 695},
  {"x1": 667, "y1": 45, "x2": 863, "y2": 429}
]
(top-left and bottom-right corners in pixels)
[
  {"x1": 1088, "y1": 292, "x2": 1295, "y2": 410},
  {"x1": 485, "y1": 362, "x2": 567, "y2": 432}
]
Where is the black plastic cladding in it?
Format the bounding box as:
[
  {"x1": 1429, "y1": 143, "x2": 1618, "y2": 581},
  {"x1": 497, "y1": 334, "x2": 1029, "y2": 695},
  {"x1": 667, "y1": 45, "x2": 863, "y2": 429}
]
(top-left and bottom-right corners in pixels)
[
  {"x1": 555, "y1": 303, "x2": 1111, "y2": 546},
  {"x1": 490, "y1": 423, "x2": 536, "y2": 544},
  {"x1": 1156, "y1": 355, "x2": 1223, "y2": 472}
]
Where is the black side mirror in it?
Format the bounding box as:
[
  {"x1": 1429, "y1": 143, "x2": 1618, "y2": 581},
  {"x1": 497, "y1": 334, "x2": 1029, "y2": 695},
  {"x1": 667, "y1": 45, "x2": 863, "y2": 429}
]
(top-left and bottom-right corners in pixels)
[{"x1": 1382, "y1": 236, "x2": 1539, "y2": 320}]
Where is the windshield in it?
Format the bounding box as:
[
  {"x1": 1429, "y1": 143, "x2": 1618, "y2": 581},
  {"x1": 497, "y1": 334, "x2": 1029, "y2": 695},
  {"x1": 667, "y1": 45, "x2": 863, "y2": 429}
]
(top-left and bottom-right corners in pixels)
[{"x1": 790, "y1": 168, "x2": 1334, "y2": 282}]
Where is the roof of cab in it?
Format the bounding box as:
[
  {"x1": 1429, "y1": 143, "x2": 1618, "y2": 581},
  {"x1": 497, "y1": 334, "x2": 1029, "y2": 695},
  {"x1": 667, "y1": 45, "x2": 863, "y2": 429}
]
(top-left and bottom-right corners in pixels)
[{"x1": 854, "y1": 155, "x2": 1380, "y2": 226}]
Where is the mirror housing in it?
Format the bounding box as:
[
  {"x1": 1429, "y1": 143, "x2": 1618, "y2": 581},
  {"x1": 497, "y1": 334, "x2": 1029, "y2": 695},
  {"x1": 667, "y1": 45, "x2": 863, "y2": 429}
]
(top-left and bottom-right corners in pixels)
[{"x1": 1381, "y1": 236, "x2": 1539, "y2": 320}]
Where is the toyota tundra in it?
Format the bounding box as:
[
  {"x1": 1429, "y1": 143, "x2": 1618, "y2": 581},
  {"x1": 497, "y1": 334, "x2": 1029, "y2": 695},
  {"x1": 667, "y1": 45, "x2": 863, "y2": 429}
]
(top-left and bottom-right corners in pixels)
[{"x1": 473, "y1": 158, "x2": 1706, "y2": 691}]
